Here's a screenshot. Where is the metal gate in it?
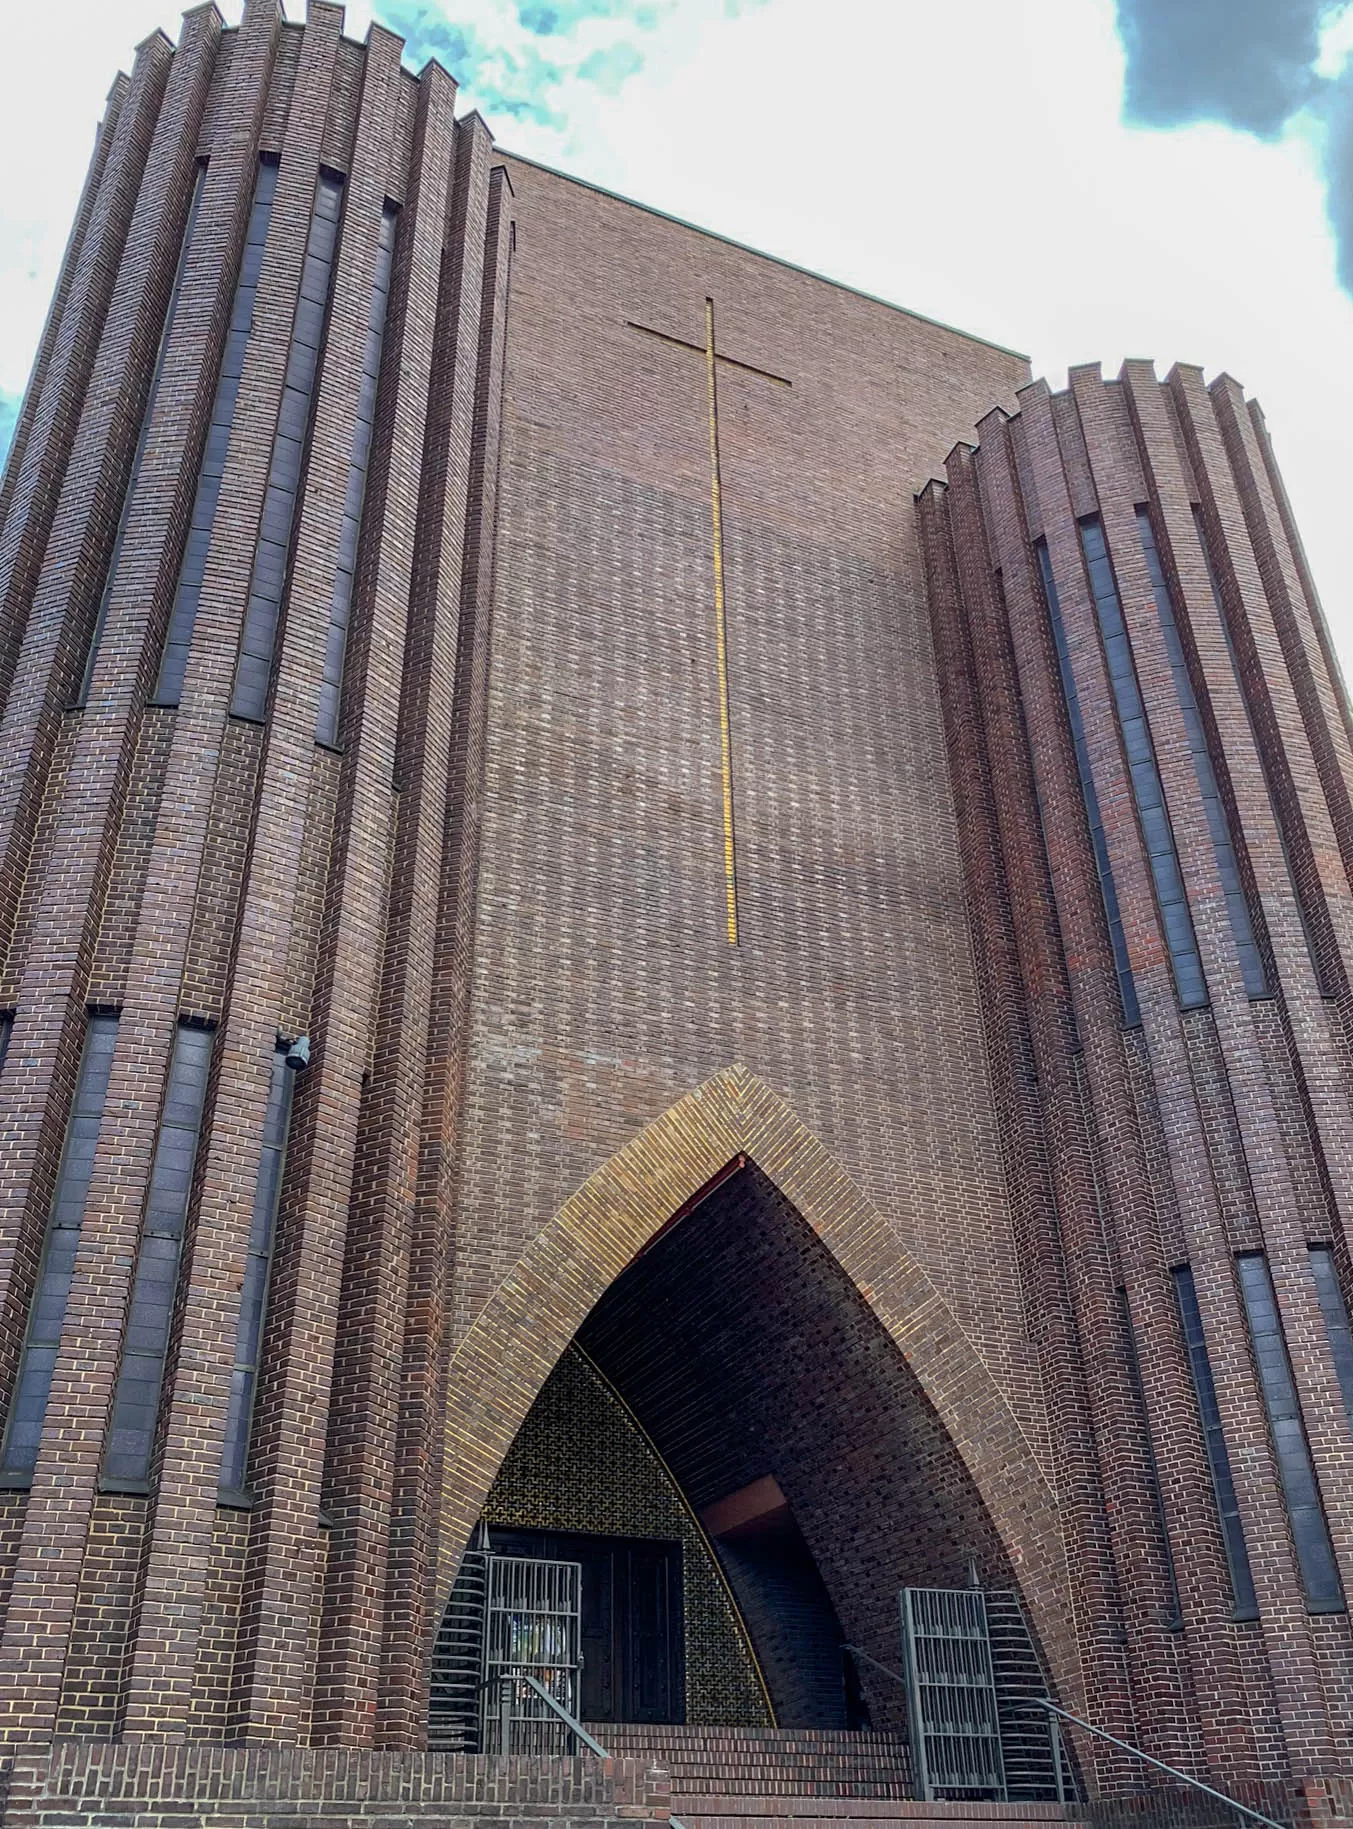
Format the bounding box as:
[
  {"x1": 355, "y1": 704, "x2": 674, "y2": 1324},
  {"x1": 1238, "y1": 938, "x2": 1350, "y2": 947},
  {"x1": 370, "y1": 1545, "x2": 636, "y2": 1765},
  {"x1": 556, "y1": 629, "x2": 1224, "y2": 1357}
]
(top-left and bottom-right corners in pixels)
[
  {"x1": 900, "y1": 1587, "x2": 1006, "y2": 1801},
  {"x1": 480, "y1": 1553, "x2": 582, "y2": 1754}
]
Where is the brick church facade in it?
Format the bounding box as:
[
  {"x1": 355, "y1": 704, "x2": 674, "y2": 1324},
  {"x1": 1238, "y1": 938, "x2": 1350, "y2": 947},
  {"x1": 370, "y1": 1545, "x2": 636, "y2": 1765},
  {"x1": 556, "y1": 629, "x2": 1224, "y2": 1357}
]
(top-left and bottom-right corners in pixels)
[{"x1": 0, "y1": 5, "x2": 1352, "y2": 1827}]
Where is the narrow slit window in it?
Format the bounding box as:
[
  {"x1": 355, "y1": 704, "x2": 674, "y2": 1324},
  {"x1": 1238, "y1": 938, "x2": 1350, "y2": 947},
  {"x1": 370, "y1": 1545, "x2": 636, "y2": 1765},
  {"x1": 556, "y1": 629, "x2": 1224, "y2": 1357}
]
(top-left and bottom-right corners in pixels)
[
  {"x1": 0, "y1": 1014, "x2": 119, "y2": 1478},
  {"x1": 0, "y1": 1012, "x2": 13, "y2": 1079},
  {"x1": 231, "y1": 171, "x2": 345, "y2": 723},
  {"x1": 82, "y1": 162, "x2": 208, "y2": 703},
  {"x1": 1194, "y1": 508, "x2": 1328, "y2": 993},
  {"x1": 219, "y1": 1042, "x2": 296, "y2": 1497},
  {"x1": 1036, "y1": 539, "x2": 1140, "y2": 1025},
  {"x1": 156, "y1": 156, "x2": 279, "y2": 706},
  {"x1": 1309, "y1": 1245, "x2": 1353, "y2": 1430},
  {"x1": 315, "y1": 203, "x2": 396, "y2": 746},
  {"x1": 1237, "y1": 1253, "x2": 1343, "y2": 1611},
  {"x1": 1080, "y1": 516, "x2": 1207, "y2": 1010},
  {"x1": 1137, "y1": 509, "x2": 1266, "y2": 996},
  {"x1": 1117, "y1": 1288, "x2": 1183, "y2": 1627},
  {"x1": 1172, "y1": 1264, "x2": 1258, "y2": 1618},
  {"x1": 102, "y1": 1022, "x2": 213, "y2": 1488}
]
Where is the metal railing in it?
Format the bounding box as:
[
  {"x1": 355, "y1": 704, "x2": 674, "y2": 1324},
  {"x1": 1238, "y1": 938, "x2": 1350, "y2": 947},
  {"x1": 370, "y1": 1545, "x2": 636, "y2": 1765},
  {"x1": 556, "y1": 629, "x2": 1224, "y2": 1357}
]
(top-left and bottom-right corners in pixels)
[
  {"x1": 1017, "y1": 1698, "x2": 1287, "y2": 1829},
  {"x1": 493, "y1": 1667, "x2": 689, "y2": 1829},
  {"x1": 845, "y1": 1641, "x2": 1068, "y2": 1806},
  {"x1": 496, "y1": 1649, "x2": 1286, "y2": 1829}
]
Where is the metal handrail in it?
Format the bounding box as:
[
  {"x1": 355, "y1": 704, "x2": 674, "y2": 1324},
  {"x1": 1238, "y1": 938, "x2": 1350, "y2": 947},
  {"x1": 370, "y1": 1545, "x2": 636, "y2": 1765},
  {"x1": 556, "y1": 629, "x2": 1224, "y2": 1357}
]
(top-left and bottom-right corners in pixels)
[
  {"x1": 846, "y1": 1642, "x2": 1066, "y2": 1806},
  {"x1": 841, "y1": 1643, "x2": 908, "y2": 1689},
  {"x1": 502, "y1": 1668, "x2": 689, "y2": 1829},
  {"x1": 1018, "y1": 1698, "x2": 1287, "y2": 1829}
]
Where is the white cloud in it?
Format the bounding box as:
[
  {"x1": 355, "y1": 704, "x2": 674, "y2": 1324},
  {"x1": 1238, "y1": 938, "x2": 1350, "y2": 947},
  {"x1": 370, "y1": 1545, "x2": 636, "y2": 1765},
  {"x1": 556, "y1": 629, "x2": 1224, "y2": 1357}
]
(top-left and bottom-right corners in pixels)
[{"x1": 5, "y1": 0, "x2": 1353, "y2": 672}]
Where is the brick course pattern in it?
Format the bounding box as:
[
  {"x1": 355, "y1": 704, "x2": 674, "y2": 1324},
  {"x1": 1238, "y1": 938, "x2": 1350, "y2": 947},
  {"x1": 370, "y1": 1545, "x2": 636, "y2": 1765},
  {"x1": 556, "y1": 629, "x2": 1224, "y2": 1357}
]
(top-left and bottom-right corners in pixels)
[{"x1": 0, "y1": 8, "x2": 1349, "y2": 1829}]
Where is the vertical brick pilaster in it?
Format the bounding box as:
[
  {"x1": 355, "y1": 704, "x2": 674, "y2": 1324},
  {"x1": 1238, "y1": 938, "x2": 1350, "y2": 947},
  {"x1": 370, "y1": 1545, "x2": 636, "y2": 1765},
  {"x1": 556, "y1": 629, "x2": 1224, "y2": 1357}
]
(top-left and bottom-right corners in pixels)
[
  {"x1": 0, "y1": 76, "x2": 127, "y2": 537},
  {"x1": 0, "y1": 35, "x2": 172, "y2": 724},
  {"x1": 1022, "y1": 377, "x2": 1330, "y2": 1774},
  {"x1": 312, "y1": 58, "x2": 461, "y2": 1748},
  {"x1": 1084, "y1": 369, "x2": 1353, "y2": 1611},
  {"x1": 1211, "y1": 378, "x2": 1353, "y2": 892},
  {"x1": 0, "y1": 3, "x2": 286, "y2": 1753},
  {"x1": 0, "y1": 10, "x2": 220, "y2": 960},
  {"x1": 927, "y1": 454, "x2": 1208, "y2": 1783},
  {"x1": 381, "y1": 152, "x2": 514, "y2": 1749},
  {"x1": 972, "y1": 409, "x2": 1261, "y2": 1780},
  {"x1": 220, "y1": 22, "x2": 416, "y2": 1741},
  {"x1": 103, "y1": 2, "x2": 344, "y2": 1738}
]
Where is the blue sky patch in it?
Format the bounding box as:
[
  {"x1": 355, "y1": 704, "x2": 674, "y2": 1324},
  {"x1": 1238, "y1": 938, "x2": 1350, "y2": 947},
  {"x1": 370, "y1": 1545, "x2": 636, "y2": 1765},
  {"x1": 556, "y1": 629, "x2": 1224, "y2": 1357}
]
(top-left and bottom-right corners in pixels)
[{"x1": 0, "y1": 390, "x2": 17, "y2": 472}]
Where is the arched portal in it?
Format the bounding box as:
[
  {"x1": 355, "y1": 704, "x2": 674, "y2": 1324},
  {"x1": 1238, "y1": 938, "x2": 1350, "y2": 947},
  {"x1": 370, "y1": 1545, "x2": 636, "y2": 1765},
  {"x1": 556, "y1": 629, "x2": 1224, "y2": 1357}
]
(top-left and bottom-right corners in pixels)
[{"x1": 432, "y1": 1067, "x2": 1079, "y2": 1745}]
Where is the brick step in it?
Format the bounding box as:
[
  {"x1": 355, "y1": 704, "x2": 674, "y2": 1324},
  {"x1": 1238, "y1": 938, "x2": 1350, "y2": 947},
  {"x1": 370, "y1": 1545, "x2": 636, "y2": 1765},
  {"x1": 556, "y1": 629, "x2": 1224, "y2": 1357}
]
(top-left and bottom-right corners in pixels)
[
  {"x1": 673, "y1": 1799, "x2": 1078, "y2": 1829},
  {"x1": 588, "y1": 1726, "x2": 914, "y2": 1799}
]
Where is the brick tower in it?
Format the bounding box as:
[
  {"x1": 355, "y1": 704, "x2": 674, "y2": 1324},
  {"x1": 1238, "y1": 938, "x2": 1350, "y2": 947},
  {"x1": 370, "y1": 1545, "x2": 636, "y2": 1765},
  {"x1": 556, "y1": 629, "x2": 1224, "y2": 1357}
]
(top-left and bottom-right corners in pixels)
[{"x1": 0, "y1": 6, "x2": 1349, "y2": 1829}]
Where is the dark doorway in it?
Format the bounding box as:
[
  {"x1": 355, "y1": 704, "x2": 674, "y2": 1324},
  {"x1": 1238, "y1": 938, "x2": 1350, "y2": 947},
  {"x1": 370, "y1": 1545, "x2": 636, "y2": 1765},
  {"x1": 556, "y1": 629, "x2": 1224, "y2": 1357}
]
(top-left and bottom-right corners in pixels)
[{"x1": 489, "y1": 1527, "x2": 685, "y2": 1724}]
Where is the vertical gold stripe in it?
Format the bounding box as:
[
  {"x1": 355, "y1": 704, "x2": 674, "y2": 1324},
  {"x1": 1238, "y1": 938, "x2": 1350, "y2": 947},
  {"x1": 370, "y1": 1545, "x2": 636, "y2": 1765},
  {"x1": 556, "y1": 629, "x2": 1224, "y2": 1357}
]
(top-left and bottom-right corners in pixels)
[{"x1": 706, "y1": 297, "x2": 739, "y2": 946}]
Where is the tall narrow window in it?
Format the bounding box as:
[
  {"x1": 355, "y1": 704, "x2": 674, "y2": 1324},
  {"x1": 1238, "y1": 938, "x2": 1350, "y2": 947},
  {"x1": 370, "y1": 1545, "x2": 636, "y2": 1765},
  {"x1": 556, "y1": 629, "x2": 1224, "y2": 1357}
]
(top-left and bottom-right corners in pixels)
[
  {"x1": 1117, "y1": 1288, "x2": 1183, "y2": 1627},
  {"x1": 82, "y1": 162, "x2": 208, "y2": 702},
  {"x1": 1036, "y1": 540, "x2": 1140, "y2": 1025},
  {"x1": 0, "y1": 1014, "x2": 119, "y2": 1478},
  {"x1": 1172, "y1": 1264, "x2": 1258, "y2": 1618},
  {"x1": 231, "y1": 171, "x2": 345, "y2": 722},
  {"x1": 101, "y1": 1022, "x2": 213, "y2": 1488},
  {"x1": 1194, "y1": 508, "x2": 1328, "y2": 993},
  {"x1": 315, "y1": 203, "x2": 396, "y2": 746},
  {"x1": 1137, "y1": 509, "x2": 1266, "y2": 996},
  {"x1": 1237, "y1": 1253, "x2": 1343, "y2": 1610},
  {"x1": 156, "y1": 157, "x2": 279, "y2": 706},
  {"x1": 0, "y1": 1012, "x2": 12, "y2": 1078},
  {"x1": 219, "y1": 1042, "x2": 296, "y2": 1498},
  {"x1": 1081, "y1": 517, "x2": 1206, "y2": 1010},
  {"x1": 1309, "y1": 1245, "x2": 1353, "y2": 1429}
]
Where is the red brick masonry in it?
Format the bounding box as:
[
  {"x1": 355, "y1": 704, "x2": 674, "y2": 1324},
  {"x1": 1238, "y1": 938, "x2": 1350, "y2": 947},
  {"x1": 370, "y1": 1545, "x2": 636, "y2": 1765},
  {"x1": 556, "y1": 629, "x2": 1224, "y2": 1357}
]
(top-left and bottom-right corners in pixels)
[{"x1": 0, "y1": 5, "x2": 1350, "y2": 1827}]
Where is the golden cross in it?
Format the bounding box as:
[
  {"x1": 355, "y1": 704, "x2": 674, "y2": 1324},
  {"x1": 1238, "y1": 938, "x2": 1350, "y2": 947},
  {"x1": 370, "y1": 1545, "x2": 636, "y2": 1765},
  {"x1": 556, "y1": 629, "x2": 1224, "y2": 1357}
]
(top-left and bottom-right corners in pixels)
[{"x1": 628, "y1": 300, "x2": 791, "y2": 946}]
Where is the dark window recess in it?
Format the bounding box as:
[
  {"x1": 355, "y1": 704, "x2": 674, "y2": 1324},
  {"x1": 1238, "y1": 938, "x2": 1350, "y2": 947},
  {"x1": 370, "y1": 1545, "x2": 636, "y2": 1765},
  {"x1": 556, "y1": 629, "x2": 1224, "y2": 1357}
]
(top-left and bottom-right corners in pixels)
[
  {"x1": 1036, "y1": 539, "x2": 1140, "y2": 1026},
  {"x1": 315, "y1": 203, "x2": 396, "y2": 746},
  {"x1": 1080, "y1": 517, "x2": 1207, "y2": 1010},
  {"x1": 231, "y1": 171, "x2": 345, "y2": 722},
  {"x1": 1309, "y1": 1245, "x2": 1353, "y2": 1430},
  {"x1": 1172, "y1": 1265, "x2": 1258, "y2": 1618},
  {"x1": 156, "y1": 157, "x2": 279, "y2": 706},
  {"x1": 102, "y1": 1022, "x2": 212, "y2": 1488},
  {"x1": 0, "y1": 1014, "x2": 119, "y2": 1477},
  {"x1": 0, "y1": 1012, "x2": 12, "y2": 1078},
  {"x1": 1137, "y1": 510, "x2": 1266, "y2": 996},
  {"x1": 82, "y1": 163, "x2": 208, "y2": 703},
  {"x1": 1117, "y1": 1288, "x2": 1183, "y2": 1627},
  {"x1": 1237, "y1": 1253, "x2": 1343, "y2": 1611},
  {"x1": 1194, "y1": 508, "x2": 1329, "y2": 993},
  {"x1": 219, "y1": 1043, "x2": 295, "y2": 1495}
]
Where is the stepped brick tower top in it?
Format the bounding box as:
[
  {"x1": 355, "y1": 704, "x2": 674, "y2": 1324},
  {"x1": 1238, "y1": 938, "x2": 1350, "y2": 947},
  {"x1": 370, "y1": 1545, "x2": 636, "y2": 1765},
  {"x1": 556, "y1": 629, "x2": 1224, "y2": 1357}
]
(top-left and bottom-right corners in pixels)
[{"x1": 0, "y1": 8, "x2": 1352, "y2": 1829}]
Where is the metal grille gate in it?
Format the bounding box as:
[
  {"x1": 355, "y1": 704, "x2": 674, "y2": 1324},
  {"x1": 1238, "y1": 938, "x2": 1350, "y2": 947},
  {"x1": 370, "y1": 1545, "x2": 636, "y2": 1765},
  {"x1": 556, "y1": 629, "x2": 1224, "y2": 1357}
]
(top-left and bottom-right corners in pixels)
[
  {"x1": 480, "y1": 1554, "x2": 583, "y2": 1755},
  {"x1": 900, "y1": 1587, "x2": 1006, "y2": 1801}
]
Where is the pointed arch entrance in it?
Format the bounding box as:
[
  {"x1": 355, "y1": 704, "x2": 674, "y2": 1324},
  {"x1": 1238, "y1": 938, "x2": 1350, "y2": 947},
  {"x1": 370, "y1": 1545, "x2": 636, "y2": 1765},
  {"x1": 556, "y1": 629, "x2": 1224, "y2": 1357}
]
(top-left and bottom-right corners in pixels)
[{"x1": 433, "y1": 1066, "x2": 1079, "y2": 1732}]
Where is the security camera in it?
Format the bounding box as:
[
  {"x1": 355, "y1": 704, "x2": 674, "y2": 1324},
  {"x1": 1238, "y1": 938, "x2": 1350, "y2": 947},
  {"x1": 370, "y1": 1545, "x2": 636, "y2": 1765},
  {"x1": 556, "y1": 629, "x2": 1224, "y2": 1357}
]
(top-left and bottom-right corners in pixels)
[{"x1": 285, "y1": 1034, "x2": 311, "y2": 1071}]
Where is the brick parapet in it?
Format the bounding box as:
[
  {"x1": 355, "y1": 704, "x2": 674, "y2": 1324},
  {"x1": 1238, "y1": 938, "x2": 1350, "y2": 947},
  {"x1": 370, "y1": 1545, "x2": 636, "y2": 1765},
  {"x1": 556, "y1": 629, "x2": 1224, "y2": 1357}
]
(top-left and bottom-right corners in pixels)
[{"x1": 0, "y1": 1742, "x2": 668, "y2": 1829}]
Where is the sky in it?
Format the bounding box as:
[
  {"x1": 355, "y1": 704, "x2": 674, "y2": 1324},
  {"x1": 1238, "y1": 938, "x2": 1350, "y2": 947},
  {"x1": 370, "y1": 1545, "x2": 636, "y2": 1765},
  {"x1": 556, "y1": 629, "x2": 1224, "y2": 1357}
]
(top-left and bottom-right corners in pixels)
[{"x1": 3, "y1": 0, "x2": 1353, "y2": 668}]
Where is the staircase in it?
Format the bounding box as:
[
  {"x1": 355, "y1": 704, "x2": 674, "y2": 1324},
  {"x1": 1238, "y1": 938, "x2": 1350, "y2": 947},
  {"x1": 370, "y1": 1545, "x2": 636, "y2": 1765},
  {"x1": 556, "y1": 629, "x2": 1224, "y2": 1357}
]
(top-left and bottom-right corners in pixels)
[{"x1": 590, "y1": 1725, "x2": 1080, "y2": 1829}]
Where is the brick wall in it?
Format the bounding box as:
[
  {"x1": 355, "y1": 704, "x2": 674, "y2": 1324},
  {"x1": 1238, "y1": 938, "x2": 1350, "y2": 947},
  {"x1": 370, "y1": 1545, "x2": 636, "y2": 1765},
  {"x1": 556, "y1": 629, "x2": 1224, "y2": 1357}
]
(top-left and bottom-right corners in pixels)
[{"x1": 0, "y1": 4, "x2": 1348, "y2": 1821}]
